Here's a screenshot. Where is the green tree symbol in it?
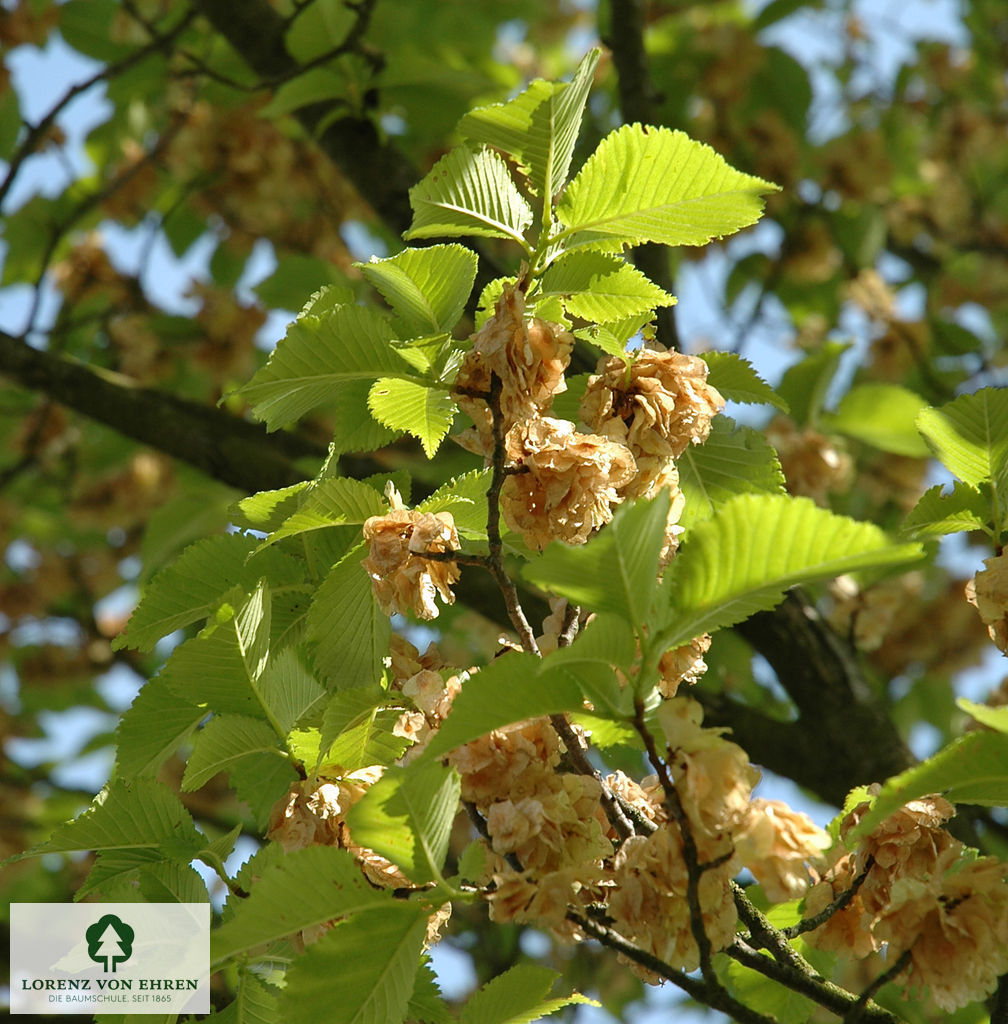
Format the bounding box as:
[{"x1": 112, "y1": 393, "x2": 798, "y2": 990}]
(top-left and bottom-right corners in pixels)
[{"x1": 86, "y1": 914, "x2": 134, "y2": 974}]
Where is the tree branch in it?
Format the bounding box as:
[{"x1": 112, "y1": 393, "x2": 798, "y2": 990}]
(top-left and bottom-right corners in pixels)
[
  {"x1": 605, "y1": 0, "x2": 679, "y2": 349},
  {"x1": 0, "y1": 329, "x2": 323, "y2": 493}
]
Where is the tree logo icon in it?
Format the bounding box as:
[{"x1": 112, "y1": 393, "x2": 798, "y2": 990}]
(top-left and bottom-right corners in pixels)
[{"x1": 85, "y1": 914, "x2": 135, "y2": 973}]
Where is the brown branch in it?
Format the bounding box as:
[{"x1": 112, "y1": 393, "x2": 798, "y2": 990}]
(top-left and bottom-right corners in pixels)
[
  {"x1": 605, "y1": 0, "x2": 679, "y2": 349},
  {"x1": 568, "y1": 911, "x2": 779, "y2": 1024},
  {"x1": 728, "y1": 591, "x2": 915, "y2": 806},
  {"x1": 783, "y1": 857, "x2": 874, "y2": 940},
  {"x1": 845, "y1": 950, "x2": 912, "y2": 1023},
  {"x1": 0, "y1": 329, "x2": 323, "y2": 493},
  {"x1": 727, "y1": 938, "x2": 902, "y2": 1024}
]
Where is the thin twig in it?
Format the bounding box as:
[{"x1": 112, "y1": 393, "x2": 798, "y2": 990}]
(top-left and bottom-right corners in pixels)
[
  {"x1": 728, "y1": 939, "x2": 902, "y2": 1023},
  {"x1": 845, "y1": 950, "x2": 912, "y2": 1023},
  {"x1": 784, "y1": 857, "x2": 874, "y2": 939},
  {"x1": 568, "y1": 911, "x2": 779, "y2": 1024},
  {"x1": 632, "y1": 696, "x2": 720, "y2": 982},
  {"x1": 0, "y1": 10, "x2": 196, "y2": 210},
  {"x1": 484, "y1": 372, "x2": 539, "y2": 654}
]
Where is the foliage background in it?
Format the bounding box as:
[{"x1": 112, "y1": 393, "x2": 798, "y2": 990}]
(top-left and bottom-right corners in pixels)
[{"x1": 2, "y1": 0, "x2": 1008, "y2": 1020}]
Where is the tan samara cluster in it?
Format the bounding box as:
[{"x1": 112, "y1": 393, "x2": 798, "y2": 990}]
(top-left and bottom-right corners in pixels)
[
  {"x1": 804, "y1": 789, "x2": 1008, "y2": 1011},
  {"x1": 456, "y1": 284, "x2": 723, "y2": 557},
  {"x1": 357, "y1": 284, "x2": 725, "y2": 619},
  {"x1": 450, "y1": 689, "x2": 830, "y2": 979}
]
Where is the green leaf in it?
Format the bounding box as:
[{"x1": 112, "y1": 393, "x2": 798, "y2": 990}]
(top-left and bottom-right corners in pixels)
[
  {"x1": 212, "y1": 847, "x2": 394, "y2": 965},
  {"x1": 358, "y1": 244, "x2": 478, "y2": 337},
  {"x1": 307, "y1": 543, "x2": 391, "y2": 689},
  {"x1": 416, "y1": 468, "x2": 491, "y2": 539},
  {"x1": 236, "y1": 581, "x2": 272, "y2": 683},
  {"x1": 456, "y1": 841, "x2": 488, "y2": 884},
  {"x1": 265, "y1": 478, "x2": 387, "y2": 546},
  {"x1": 459, "y1": 964, "x2": 596, "y2": 1024},
  {"x1": 543, "y1": 613, "x2": 634, "y2": 716},
  {"x1": 182, "y1": 715, "x2": 285, "y2": 792},
  {"x1": 821, "y1": 383, "x2": 931, "y2": 457},
  {"x1": 845, "y1": 730, "x2": 1008, "y2": 845},
  {"x1": 253, "y1": 255, "x2": 350, "y2": 312},
  {"x1": 279, "y1": 906, "x2": 428, "y2": 1024},
  {"x1": 137, "y1": 861, "x2": 211, "y2": 904},
  {"x1": 723, "y1": 955, "x2": 816, "y2": 1024},
  {"x1": 957, "y1": 698, "x2": 1008, "y2": 733},
  {"x1": 901, "y1": 482, "x2": 991, "y2": 539},
  {"x1": 114, "y1": 535, "x2": 302, "y2": 652},
  {"x1": 259, "y1": 67, "x2": 346, "y2": 119},
  {"x1": 424, "y1": 653, "x2": 584, "y2": 759},
  {"x1": 258, "y1": 648, "x2": 327, "y2": 735},
  {"x1": 776, "y1": 342, "x2": 850, "y2": 426},
  {"x1": 115, "y1": 677, "x2": 205, "y2": 778},
  {"x1": 318, "y1": 686, "x2": 393, "y2": 763},
  {"x1": 408, "y1": 959, "x2": 456, "y2": 1024},
  {"x1": 404, "y1": 145, "x2": 534, "y2": 245},
  {"x1": 459, "y1": 49, "x2": 599, "y2": 201},
  {"x1": 538, "y1": 251, "x2": 674, "y2": 323},
  {"x1": 916, "y1": 388, "x2": 1008, "y2": 496},
  {"x1": 40, "y1": 780, "x2": 203, "y2": 860},
  {"x1": 701, "y1": 351, "x2": 788, "y2": 411},
  {"x1": 0, "y1": 81, "x2": 21, "y2": 160},
  {"x1": 574, "y1": 314, "x2": 653, "y2": 358},
  {"x1": 345, "y1": 761, "x2": 461, "y2": 884},
  {"x1": 655, "y1": 494, "x2": 925, "y2": 649},
  {"x1": 237, "y1": 303, "x2": 404, "y2": 432},
  {"x1": 327, "y1": 709, "x2": 410, "y2": 771},
  {"x1": 285, "y1": 0, "x2": 355, "y2": 62},
  {"x1": 522, "y1": 491, "x2": 671, "y2": 624},
  {"x1": 208, "y1": 972, "x2": 280, "y2": 1024},
  {"x1": 228, "y1": 754, "x2": 299, "y2": 830},
  {"x1": 232, "y1": 484, "x2": 310, "y2": 533},
  {"x1": 158, "y1": 625, "x2": 261, "y2": 718},
  {"x1": 678, "y1": 417, "x2": 786, "y2": 528},
  {"x1": 368, "y1": 378, "x2": 457, "y2": 458},
  {"x1": 555, "y1": 124, "x2": 778, "y2": 249}
]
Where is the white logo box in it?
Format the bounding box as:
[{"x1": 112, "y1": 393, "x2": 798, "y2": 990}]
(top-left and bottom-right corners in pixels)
[{"x1": 9, "y1": 903, "x2": 210, "y2": 1015}]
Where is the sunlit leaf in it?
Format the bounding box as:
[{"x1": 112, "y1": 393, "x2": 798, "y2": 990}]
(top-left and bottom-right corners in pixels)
[
  {"x1": 405, "y1": 145, "x2": 534, "y2": 245},
  {"x1": 459, "y1": 49, "x2": 599, "y2": 200},
  {"x1": 538, "y1": 250, "x2": 674, "y2": 322},
  {"x1": 307, "y1": 543, "x2": 390, "y2": 689},
  {"x1": 822, "y1": 383, "x2": 931, "y2": 457},
  {"x1": 115, "y1": 677, "x2": 205, "y2": 778},
  {"x1": 901, "y1": 482, "x2": 991, "y2": 539},
  {"x1": 916, "y1": 388, "x2": 1008, "y2": 496},
  {"x1": 522, "y1": 491, "x2": 671, "y2": 624},
  {"x1": 459, "y1": 964, "x2": 596, "y2": 1024},
  {"x1": 182, "y1": 714, "x2": 286, "y2": 792},
  {"x1": 845, "y1": 730, "x2": 1008, "y2": 844},
  {"x1": 280, "y1": 906, "x2": 428, "y2": 1024},
  {"x1": 368, "y1": 377, "x2": 457, "y2": 458},
  {"x1": 358, "y1": 244, "x2": 478, "y2": 337},
  {"x1": 211, "y1": 847, "x2": 393, "y2": 965},
  {"x1": 701, "y1": 351, "x2": 788, "y2": 411},
  {"x1": 237, "y1": 303, "x2": 404, "y2": 432},
  {"x1": 678, "y1": 417, "x2": 785, "y2": 528},
  {"x1": 556, "y1": 124, "x2": 778, "y2": 249},
  {"x1": 345, "y1": 760, "x2": 461, "y2": 884},
  {"x1": 656, "y1": 494, "x2": 924, "y2": 649}
]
